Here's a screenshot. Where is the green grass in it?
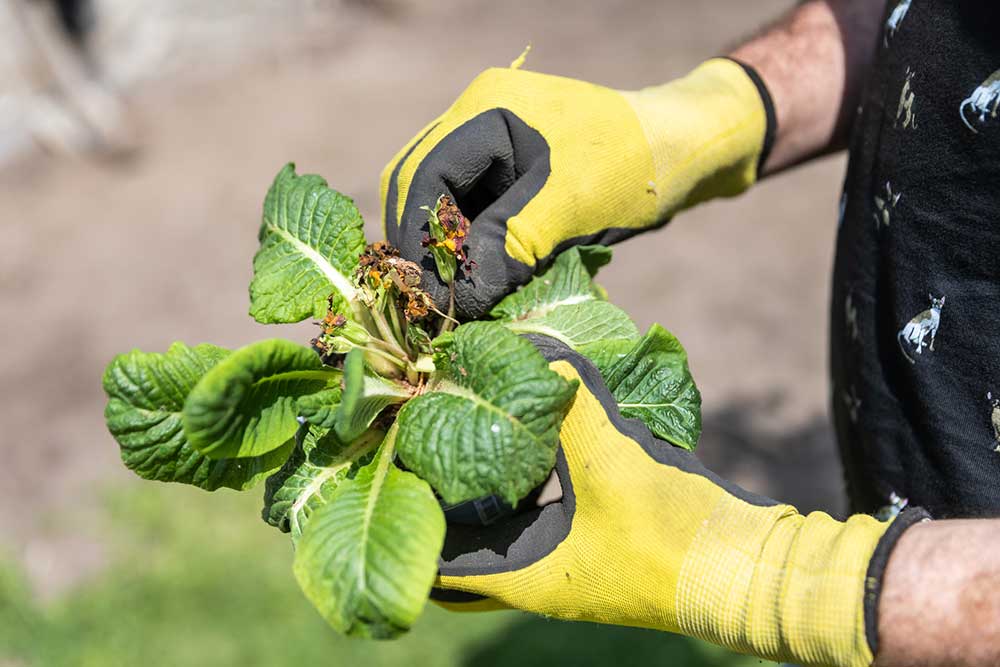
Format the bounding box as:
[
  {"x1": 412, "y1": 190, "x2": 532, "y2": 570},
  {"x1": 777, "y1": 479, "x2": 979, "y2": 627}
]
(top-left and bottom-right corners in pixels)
[{"x1": 1, "y1": 483, "x2": 775, "y2": 667}]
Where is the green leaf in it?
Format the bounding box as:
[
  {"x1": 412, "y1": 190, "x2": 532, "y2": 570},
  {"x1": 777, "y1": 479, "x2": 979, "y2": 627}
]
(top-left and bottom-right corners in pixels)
[
  {"x1": 295, "y1": 387, "x2": 341, "y2": 429},
  {"x1": 577, "y1": 338, "x2": 636, "y2": 376},
  {"x1": 601, "y1": 324, "x2": 702, "y2": 451},
  {"x1": 492, "y1": 245, "x2": 638, "y2": 348},
  {"x1": 396, "y1": 321, "x2": 578, "y2": 505},
  {"x1": 293, "y1": 435, "x2": 445, "y2": 638},
  {"x1": 335, "y1": 349, "x2": 410, "y2": 443},
  {"x1": 262, "y1": 424, "x2": 382, "y2": 540},
  {"x1": 103, "y1": 342, "x2": 294, "y2": 491},
  {"x1": 183, "y1": 339, "x2": 339, "y2": 460},
  {"x1": 574, "y1": 244, "x2": 614, "y2": 274},
  {"x1": 249, "y1": 163, "x2": 366, "y2": 324},
  {"x1": 503, "y1": 300, "x2": 638, "y2": 348},
  {"x1": 491, "y1": 245, "x2": 607, "y2": 321},
  {"x1": 406, "y1": 322, "x2": 433, "y2": 355},
  {"x1": 296, "y1": 388, "x2": 342, "y2": 430}
]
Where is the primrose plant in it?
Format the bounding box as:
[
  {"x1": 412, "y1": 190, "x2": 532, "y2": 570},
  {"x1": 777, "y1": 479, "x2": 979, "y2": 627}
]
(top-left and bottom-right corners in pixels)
[{"x1": 102, "y1": 164, "x2": 702, "y2": 638}]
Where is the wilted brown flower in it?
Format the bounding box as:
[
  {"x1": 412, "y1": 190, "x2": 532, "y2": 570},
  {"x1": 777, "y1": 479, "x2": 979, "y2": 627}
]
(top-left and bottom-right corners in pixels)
[
  {"x1": 405, "y1": 293, "x2": 430, "y2": 321},
  {"x1": 357, "y1": 241, "x2": 425, "y2": 290},
  {"x1": 422, "y1": 195, "x2": 473, "y2": 270},
  {"x1": 354, "y1": 241, "x2": 433, "y2": 321}
]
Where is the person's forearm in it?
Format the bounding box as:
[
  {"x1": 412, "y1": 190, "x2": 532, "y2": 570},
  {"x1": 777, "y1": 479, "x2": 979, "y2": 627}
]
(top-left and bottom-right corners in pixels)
[
  {"x1": 875, "y1": 519, "x2": 1000, "y2": 667},
  {"x1": 729, "y1": 0, "x2": 883, "y2": 174}
]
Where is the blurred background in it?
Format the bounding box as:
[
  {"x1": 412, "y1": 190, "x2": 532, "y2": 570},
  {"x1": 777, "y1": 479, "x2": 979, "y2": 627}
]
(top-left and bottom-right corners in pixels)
[{"x1": 0, "y1": 0, "x2": 849, "y2": 665}]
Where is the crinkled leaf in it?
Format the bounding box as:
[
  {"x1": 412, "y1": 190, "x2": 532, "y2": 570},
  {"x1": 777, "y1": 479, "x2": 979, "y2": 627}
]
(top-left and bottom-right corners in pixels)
[
  {"x1": 103, "y1": 342, "x2": 293, "y2": 491},
  {"x1": 183, "y1": 339, "x2": 339, "y2": 459},
  {"x1": 491, "y1": 245, "x2": 609, "y2": 321},
  {"x1": 503, "y1": 300, "x2": 638, "y2": 348},
  {"x1": 396, "y1": 321, "x2": 578, "y2": 505},
  {"x1": 492, "y1": 245, "x2": 638, "y2": 348},
  {"x1": 293, "y1": 440, "x2": 445, "y2": 639},
  {"x1": 297, "y1": 388, "x2": 343, "y2": 430},
  {"x1": 335, "y1": 349, "x2": 410, "y2": 442},
  {"x1": 249, "y1": 163, "x2": 365, "y2": 324},
  {"x1": 262, "y1": 424, "x2": 381, "y2": 540},
  {"x1": 602, "y1": 324, "x2": 702, "y2": 450},
  {"x1": 577, "y1": 338, "x2": 636, "y2": 376}
]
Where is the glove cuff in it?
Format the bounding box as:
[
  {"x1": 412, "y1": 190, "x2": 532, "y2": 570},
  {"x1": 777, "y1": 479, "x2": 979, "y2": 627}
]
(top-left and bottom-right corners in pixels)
[
  {"x1": 861, "y1": 507, "x2": 932, "y2": 657},
  {"x1": 675, "y1": 494, "x2": 919, "y2": 667},
  {"x1": 767, "y1": 510, "x2": 885, "y2": 667},
  {"x1": 619, "y1": 57, "x2": 776, "y2": 221}
]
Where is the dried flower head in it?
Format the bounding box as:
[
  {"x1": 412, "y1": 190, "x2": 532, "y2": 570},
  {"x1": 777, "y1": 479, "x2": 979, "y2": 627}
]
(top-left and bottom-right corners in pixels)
[
  {"x1": 310, "y1": 297, "x2": 347, "y2": 357},
  {"x1": 355, "y1": 241, "x2": 433, "y2": 322},
  {"x1": 357, "y1": 241, "x2": 426, "y2": 287},
  {"x1": 421, "y1": 195, "x2": 472, "y2": 270},
  {"x1": 404, "y1": 293, "x2": 431, "y2": 321}
]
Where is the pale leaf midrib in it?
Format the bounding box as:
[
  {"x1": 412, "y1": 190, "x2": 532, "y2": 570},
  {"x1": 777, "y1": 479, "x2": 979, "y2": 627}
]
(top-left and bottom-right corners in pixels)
[
  {"x1": 290, "y1": 463, "x2": 346, "y2": 524},
  {"x1": 357, "y1": 426, "x2": 396, "y2": 601},
  {"x1": 251, "y1": 369, "x2": 338, "y2": 389},
  {"x1": 517, "y1": 293, "x2": 594, "y2": 320},
  {"x1": 502, "y1": 320, "x2": 574, "y2": 347},
  {"x1": 128, "y1": 405, "x2": 180, "y2": 421},
  {"x1": 289, "y1": 435, "x2": 377, "y2": 524},
  {"x1": 265, "y1": 222, "x2": 357, "y2": 302}
]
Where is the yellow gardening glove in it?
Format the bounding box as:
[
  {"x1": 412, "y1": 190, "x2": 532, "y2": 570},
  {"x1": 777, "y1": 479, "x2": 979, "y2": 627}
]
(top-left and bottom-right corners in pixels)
[
  {"x1": 381, "y1": 57, "x2": 775, "y2": 318},
  {"x1": 433, "y1": 336, "x2": 929, "y2": 667}
]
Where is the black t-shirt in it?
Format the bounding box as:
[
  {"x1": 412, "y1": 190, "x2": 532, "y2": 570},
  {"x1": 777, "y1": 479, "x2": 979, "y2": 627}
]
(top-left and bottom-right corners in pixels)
[{"x1": 831, "y1": 0, "x2": 1000, "y2": 519}]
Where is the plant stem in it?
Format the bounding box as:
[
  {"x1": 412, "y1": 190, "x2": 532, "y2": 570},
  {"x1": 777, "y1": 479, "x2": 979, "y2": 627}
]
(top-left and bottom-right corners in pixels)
[
  {"x1": 356, "y1": 303, "x2": 382, "y2": 341},
  {"x1": 386, "y1": 300, "x2": 413, "y2": 358},
  {"x1": 349, "y1": 298, "x2": 369, "y2": 328},
  {"x1": 367, "y1": 336, "x2": 401, "y2": 355},
  {"x1": 439, "y1": 281, "x2": 457, "y2": 336},
  {"x1": 370, "y1": 307, "x2": 410, "y2": 362},
  {"x1": 355, "y1": 343, "x2": 408, "y2": 376},
  {"x1": 364, "y1": 344, "x2": 405, "y2": 367},
  {"x1": 367, "y1": 355, "x2": 402, "y2": 380}
]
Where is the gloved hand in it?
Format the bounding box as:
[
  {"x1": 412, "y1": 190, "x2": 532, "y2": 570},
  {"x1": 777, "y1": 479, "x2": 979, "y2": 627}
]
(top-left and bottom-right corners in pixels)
[
  {"x1": 381, "y1": 57, "x2": 775, "y2": 318},
  {"x1": 433, "y1": 336, "x2": 929, "y2": 667}
]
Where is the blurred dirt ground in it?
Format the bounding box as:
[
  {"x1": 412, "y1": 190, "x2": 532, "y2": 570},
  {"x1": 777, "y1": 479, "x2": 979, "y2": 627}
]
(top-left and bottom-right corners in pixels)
[{"x1": 0, "y1": 0, "x2": 849, "y2": 597}]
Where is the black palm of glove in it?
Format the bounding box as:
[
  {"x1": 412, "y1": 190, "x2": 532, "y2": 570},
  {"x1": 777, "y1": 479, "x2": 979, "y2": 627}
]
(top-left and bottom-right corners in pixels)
[{"x1": 383, "y1": 106, "x2": 550, "y2": 319}]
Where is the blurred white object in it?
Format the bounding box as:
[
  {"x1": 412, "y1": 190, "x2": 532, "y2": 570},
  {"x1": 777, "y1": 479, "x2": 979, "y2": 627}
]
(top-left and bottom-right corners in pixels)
[
  {"x1": 1, "y1": 0, "x2": 137, "y2": 158},
  {"x1": 0, "y1": 0, "x2": 344, "y2": 164}
]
